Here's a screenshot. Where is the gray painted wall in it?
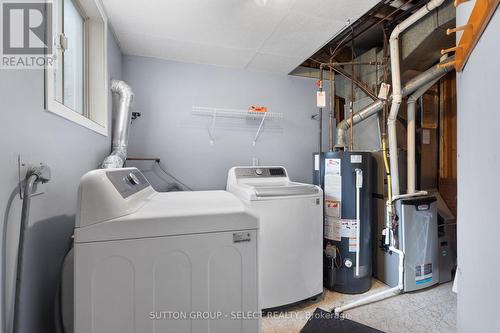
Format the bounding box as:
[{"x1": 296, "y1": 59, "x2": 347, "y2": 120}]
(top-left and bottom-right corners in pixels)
[
  {"x1": 456, "y1": 6, "x2": 500, "y2": 333},
  {"x1": 0, "y1": 29, "x2": 121, "y2": 332},
  {"x1": 123, "y1": 56, "x2": 323, "y2": 190}
]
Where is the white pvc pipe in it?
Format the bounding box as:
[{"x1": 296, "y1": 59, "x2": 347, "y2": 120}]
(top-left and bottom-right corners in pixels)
[
  {"x1": 384, "y1": 200, "x2": 391, "y2": 245},
  {"x1": 390, "y1": 246, "x2": 405, "y2": 290},
  {"x1": 355, "y1": 169, "x2": 363, "y2": 277},
  {"x1": 407, "y1": 98, "x2": 417, "y2": 194},
  {"x1": 407, "y1": 78, "x2": 441, "y2": 194},
  {"x1": 334, "y1": 245, "x2": 404, "y2": 315},
  {"x1": 387, "y1": 0, "x2": 445, "y2": 197},
  {"x1": 334, "y1": 286, "x2": 401, "y2": 315}
]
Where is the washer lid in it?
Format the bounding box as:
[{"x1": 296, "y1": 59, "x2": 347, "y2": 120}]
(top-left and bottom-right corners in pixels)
[
  {"x1": 75, "y1": 191, "x2": 259, "y2": 243},
  {"x1": 228, "y1": 182, "x2": 321, "y2": 201},
  {"x1": 252, "y1": 182, "x2": 320, "y2": 197}
]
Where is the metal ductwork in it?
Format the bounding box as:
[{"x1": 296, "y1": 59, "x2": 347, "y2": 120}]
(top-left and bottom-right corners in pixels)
[
  {"x1": 387, "y1": 0, "x2": 445, "y2": 197},
  {"x1": 406, "y1": 77, "x2": 441, "y2": 194},
  {"x1": 102, "y1": 80, "x2": 134, "y2": 169},
  {"x1": 335, "y1": 57, "x2": 454, "y2": 148}
]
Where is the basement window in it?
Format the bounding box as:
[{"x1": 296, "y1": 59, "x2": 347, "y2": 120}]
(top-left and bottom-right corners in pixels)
[{"x1": 45, "y1": 0, "x2": 108, "y2": 136}]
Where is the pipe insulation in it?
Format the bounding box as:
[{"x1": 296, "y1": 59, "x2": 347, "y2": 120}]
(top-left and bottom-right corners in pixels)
[
  {"x1": 387, "y1": 0, "x2": 445, "y2": 196},
  {"x1": 102, "y1": 80, "x2": 134, "y2": 169},
  {"x1": 335, "y1": 57, "x2": 454, "y2": 148},
  {"x1": 407, "y1": 78, "x2": 441, "y2": 193}
]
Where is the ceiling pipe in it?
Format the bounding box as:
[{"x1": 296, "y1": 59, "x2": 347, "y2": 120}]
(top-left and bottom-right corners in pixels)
[
  {"x1": 332, "y1": 64, "x2": 379, "y2": 101},
  {"x1": 335, "y1": 57, "x2": 454, "y2": 148},
  {"x1": 387, "y1": 0, "x2": 445, "y2": 197},
  {"x1": 102, "y1": 80, "x2": 134, "y2": 169}
]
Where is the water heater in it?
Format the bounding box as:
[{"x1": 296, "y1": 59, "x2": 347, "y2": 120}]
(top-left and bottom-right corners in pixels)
[{"x1": 313, "y1": 151, "x2": 374, "y2": 294}]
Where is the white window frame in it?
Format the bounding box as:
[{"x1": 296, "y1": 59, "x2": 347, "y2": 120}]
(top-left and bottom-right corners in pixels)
[{"x1": 45, "y1": 0, "x2": 108, "y2": 136}]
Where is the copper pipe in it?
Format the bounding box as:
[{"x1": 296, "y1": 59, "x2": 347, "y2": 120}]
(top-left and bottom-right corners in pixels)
[{"x1": 331, "y1": 66, "x2": 378, "y2": 101}]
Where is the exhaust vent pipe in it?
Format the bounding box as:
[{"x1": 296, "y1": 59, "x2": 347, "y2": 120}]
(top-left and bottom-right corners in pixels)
[
  {"x1": 335, "y1": 57, "x2": 454, "y2": 148},
  {"x1": 102, "y1": 80, "x2": 134, "y2": 169}
]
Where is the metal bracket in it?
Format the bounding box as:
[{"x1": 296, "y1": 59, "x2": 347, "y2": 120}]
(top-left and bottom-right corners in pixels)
[
  {"x1": 208, "y1": 110, "x2": 217, "y2": 145},
  {"x1": 131, "y1": 111, "x2": 141, "y2": 120},
  {"x1": 252, "y1": 112, "x2": 268, "y2": 146}
]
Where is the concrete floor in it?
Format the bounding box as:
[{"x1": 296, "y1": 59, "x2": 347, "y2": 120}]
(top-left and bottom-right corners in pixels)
[{"x1": 262, "y1": 280, "x2": 456, "y2": 333}]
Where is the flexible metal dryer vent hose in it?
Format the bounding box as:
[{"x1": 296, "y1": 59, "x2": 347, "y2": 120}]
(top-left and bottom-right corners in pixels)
[{"x1": 102, "y1": 80, "x2": 134, "y2": 169}]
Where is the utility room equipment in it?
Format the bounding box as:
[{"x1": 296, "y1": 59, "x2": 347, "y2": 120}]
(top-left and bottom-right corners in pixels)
[
  {"x1": 377, "y1": 196, "x2": 440, "y2": 292},
  {"x1": 313, "y1": 151, "x2": 374, "y2": 294}
]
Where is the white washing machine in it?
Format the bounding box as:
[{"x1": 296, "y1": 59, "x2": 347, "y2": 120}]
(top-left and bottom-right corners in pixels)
[
  {"x1": 72, "y1": 168, "x2": 259, "y2": 333},
  {"x1": 227, "y1": 167, "x2": 323, "y2": 310}
]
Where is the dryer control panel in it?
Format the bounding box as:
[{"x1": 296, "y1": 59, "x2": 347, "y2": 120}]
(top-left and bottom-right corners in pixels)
[
  {"x1": 106, "y1": 169, "x2": 150, "y2": 198},
  {"x1": 234, "y1": 167, "x2": 287, "y2": 178},
  {"x1": 77, "y1": 168, "x2": 156, "y2": 227}
]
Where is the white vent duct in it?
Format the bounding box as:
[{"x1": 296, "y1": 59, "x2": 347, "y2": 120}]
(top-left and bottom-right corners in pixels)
[
  {"x1": 387, "y1": 0, "x2": 445, "y2": 196},
  {"x1": 102, "y1": 80, "x2": 134, "y2": 169}
]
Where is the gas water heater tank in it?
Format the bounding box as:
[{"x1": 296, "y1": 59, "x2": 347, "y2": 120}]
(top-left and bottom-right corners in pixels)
[{"x1": 313, "y1": 151, "x2": 374, "y2": 294}]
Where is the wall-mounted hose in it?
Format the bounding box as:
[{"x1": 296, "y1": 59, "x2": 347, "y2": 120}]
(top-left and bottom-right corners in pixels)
[{"x1": 6, "y1": 166, "x2": 51, "y2": 333}]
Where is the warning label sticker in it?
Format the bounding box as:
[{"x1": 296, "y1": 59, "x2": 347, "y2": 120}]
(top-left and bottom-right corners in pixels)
[
  {"x1": 415, "y1": 263, "x2": 433, "y2": 285},
  {"x1": 325, "y1": 158, "x2": 341, "y2": 175},
  {"x1": 324, "y1": 175, "x2": 341, "y2": 202},
  {"x1": 324, "y1": 217, "x2": 341, "y2": 241},
  {"x1": 325, "y1": 199, "x2": 340, "y2": 218},
  {"x1": 339, "y1": 219, "x2": 358, "y2": 252},
  {"x1": 340, "y1": 219, "x2": 356, "y2": 238}
]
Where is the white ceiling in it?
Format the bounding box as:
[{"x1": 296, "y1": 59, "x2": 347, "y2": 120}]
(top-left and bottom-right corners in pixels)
[{"x1": 102, "y1": 0, "x2": 379, "y2": 74}]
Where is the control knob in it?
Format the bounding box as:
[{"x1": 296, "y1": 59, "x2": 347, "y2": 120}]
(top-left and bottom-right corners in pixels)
[{"x1": 127, "y1": 172, "x2": 140, "y2": 185}]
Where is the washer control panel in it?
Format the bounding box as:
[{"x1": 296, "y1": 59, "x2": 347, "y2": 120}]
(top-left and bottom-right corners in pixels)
[
  {"x1": 106, "y1": 169, "x2": 150, "y2": 198},
  {"x1": 234, "y1": 167, "x2": 287, "y2": 178}
]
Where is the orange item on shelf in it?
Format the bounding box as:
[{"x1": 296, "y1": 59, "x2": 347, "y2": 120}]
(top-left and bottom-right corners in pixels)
[{"x1": 248, "y1": 106, "x2": 268, "y2": 113}]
